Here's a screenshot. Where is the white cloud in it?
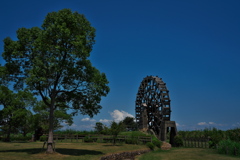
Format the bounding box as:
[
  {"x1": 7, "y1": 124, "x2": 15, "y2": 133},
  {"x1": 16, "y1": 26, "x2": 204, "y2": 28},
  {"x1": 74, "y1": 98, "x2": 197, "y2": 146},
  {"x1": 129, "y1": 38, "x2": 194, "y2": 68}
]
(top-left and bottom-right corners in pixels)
[
  {"x1": 100, "y1": 119, "x2": 111, "y2": 123},
  {"x1": 110, "y1": 110, "x2": 134, "y2": 122},
  {"x1": 198, "y1": 122, "x2": 207, "y2": 126},
  {"x1": 197, "y1": 121, "x2": 226, "y2": 128},
  {"x1": 209, "y1": 122, "x2": 215, "y2": 125},
  {"x1": 60, "y1": 122, "x2": 78, "y2": 130},
  {"x1": 232, "y1": 122, "x2": 240, "y2": 127},
  {"x1": 71, "y1": 123, "x2": 77, "y2": 127},
  {"x1": 176, "y1": 123, "x2": 185, "y2": 127},
  {"x1": 81, "y1": 118, "x2": 96, "y2": 122}
]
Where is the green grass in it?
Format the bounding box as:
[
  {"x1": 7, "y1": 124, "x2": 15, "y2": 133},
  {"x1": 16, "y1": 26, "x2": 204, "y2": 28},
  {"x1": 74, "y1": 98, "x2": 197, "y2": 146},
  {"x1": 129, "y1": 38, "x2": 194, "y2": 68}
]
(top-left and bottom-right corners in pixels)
[
  {"x1": 0, "y1": 141, "x2": 148, "y2": 160},
  {"x1": 136, "y1": 148, "x2": 240, "y2": 160},
  {"x1": 119, "y1": 131, "x2": 151, "y2": 137}
]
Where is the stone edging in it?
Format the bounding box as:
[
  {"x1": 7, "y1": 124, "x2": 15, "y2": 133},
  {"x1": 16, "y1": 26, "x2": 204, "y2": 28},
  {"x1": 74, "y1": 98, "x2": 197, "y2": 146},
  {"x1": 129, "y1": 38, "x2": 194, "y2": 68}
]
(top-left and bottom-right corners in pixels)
[{"x1": 100, "y1": 149, "x2": 151, "y2": 160}]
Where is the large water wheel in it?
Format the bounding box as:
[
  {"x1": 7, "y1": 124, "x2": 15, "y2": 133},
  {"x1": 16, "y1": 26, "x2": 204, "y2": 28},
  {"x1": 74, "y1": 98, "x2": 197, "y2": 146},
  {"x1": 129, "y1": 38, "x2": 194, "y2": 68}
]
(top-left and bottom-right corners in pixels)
[{"x1": 135, "y1": 76, "x2": 177, "y2": 144}]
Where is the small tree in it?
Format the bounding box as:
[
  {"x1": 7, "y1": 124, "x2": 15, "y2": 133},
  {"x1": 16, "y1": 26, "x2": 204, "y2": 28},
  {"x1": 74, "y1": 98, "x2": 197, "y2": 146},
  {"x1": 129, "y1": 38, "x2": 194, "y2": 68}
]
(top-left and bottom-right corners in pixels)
[
  {"x1": 122, "y1": 117, "x2": 137, "y2": 131},
  {"x1": 94, "y1": 122, "x2": 104, "y2": 134},
  {"x1": 1, "y1": 9, "x2": 109, "y2": 153},
  {"x1": 109, "y1": 121, "x2": 124, "y2": 145}
]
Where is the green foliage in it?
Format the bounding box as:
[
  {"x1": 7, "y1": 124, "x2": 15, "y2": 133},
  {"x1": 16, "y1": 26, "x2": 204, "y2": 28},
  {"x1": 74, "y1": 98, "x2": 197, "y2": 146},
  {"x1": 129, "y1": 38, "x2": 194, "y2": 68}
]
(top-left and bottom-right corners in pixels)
[
  {"x1": 84, "y1": 136, "x2": 94, "y2": 142},
  {"x1": 152, "y1": 138, "x2": 162, "y2": 148},
  {"x1": 122, "y1": 117, "x2": 137, "y2": 131},
  {"x1": 208, "y1": 128, "x2": 225, "y2": 148},
  {"x1": 101, "y1": 126, "x2": 110, "y2": 135},
  {"x1": 2, "y1": 8, "x2": 109, "y2": 118},
  {"x1": 10, "y1": 134, "x2": 32, "y2": 141},
  {"x1": 96, "y1": 138, "x2": 102, "y2": 143},
  {"x1": 146, "y1": 142, "x2": 155, "y2": 150},
  {"x1": 120, "y1": 131, "x2": 150, "y2": 137},
  {"x1": 39, "y1": 135, "x2": 47, "y2": 142},
  {"x1": 174, "y1": 135, "x2": 183, "y2": 147},
  {"x1": 178, "y1": 127, "x2": 230, "y2": 148},
  {"x1": 54, "y1": 129, "x2": 96, "y2": 135},
  {"x1": 109, "y1": 121, "x2": 124, "y2": 145},
  {"x1": 125, "y1": 137, "x2": 138, "y2": 144},
  {"x1": 217, "y1": 139, "x2": 240, "y2": 156},
  {"x1": 120, "y1": 131, "x2": 152, "y2": 145},
  {"x1": 226, "y1": 128, "x2": 240, "y2": 142},
  {"x1": 33, "y1": 101, "x2": 73, "y2": 132},
  {"x1": 94, "y1": 122, "x2": 104, "y2": 134},
  {"x1": 0, "y1": 86, "x2": 36, "y2": 141},
  {"x1": 1, "y1": 8, "x2": 109, "y2": 152},
  {"x1": 110, "y1": 121, "x2": 124, "y2": 136}
]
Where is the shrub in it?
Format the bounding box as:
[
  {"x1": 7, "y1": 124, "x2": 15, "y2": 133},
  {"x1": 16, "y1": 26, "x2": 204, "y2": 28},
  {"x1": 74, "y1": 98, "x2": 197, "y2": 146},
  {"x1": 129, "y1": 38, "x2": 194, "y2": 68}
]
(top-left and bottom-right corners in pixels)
[
  {"x1": 218, "y1": 139, "x2": 240, "y2": 156},
  {"x1": 84, "y1": 136, "x2": 94, "y2": 142},
  {"x1": 40, "y1": 135, "x2": 47, "y2": 142},
  {"x1": 152, "y1": 138, "x2": 162, "y2": 148},
  {"x1": 10, "y1": 135, "x2": 32, "y2": 141},
  {"x1": 96, "y1": 138, "x2": 102, "y2": 143},
  {"x1": 125, "y1": 138, "x2": 138, "y2": 144},
  {"x1": 208, "y1": 128, "x2": 225, "y2": 148},
  {"x1": 226, "y1": 128, "x2": 240, "y2": 142},
  {"x1": 146, "y1": 142, "x2": 155, "y2": 150},
  {"x1": 174, "y1": 135, "x2": 183, "y2": 147}
]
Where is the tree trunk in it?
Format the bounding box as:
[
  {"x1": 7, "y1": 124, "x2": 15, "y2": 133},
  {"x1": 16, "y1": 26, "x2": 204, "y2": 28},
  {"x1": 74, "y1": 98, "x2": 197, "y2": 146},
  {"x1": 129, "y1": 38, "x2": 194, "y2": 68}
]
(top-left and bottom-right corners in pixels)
[
  {"x1": 46, "y1": 105, "x2": 54, "y2": 153},
  {"x1": 6, "y1": 123, "x2": 11, "y2": 142}
]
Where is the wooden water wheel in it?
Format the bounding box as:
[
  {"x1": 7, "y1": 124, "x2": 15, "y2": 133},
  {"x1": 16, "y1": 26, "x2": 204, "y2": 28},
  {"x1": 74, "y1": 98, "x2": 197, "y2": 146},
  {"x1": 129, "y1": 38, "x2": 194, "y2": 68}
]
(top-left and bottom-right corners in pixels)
[{"x1": 135, "y1": 76, "x2": 177, "y2": 143}]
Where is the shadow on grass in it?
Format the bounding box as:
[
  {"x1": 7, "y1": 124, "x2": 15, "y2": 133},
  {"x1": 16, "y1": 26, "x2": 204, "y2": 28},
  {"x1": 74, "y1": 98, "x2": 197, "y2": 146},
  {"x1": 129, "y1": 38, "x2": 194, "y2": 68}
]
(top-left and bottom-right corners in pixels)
[{"x1": 0, "y1": 148, "x2": 103, "y2": 156}]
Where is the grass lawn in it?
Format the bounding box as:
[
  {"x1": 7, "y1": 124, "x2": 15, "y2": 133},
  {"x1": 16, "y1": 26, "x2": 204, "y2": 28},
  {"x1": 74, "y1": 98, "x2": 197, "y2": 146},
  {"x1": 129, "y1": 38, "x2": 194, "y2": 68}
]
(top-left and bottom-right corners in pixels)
[
  {"x1": 136, "y1": 147, "x2": 240, "y2": 160},
  {"x1": 0, "y1": 141, "x2": 148, "y2": 160}
]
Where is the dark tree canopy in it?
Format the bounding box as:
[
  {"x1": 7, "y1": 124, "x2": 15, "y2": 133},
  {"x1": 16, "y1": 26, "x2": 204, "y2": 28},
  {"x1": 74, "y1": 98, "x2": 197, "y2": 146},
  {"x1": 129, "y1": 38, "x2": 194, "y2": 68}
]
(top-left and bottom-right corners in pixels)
[
  {"x1": 94, "y1": 122, "x2": 105, "y2": 134},
  {"x1": 0, "y1": 86, "x2": 36, "y2": 141},
  {"x1": 1, "y1": 9, "x2": 110, "y2": 153},
  {"x1": 122, "y1": 117, "x2": 137, "y2": 131}
]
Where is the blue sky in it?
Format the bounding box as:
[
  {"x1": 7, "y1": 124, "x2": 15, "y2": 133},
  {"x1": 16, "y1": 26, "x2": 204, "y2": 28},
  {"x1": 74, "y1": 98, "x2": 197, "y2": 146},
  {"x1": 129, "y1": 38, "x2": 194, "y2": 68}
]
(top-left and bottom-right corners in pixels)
[{"x1": 0, "y1": 0, "x2": 240, "y2": 131}]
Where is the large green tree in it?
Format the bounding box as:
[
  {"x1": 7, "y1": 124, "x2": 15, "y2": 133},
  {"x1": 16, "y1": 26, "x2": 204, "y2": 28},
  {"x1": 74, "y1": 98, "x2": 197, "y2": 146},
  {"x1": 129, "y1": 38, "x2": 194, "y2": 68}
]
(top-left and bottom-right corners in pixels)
[{"x1": 2, "y1": 9, "x2": 109, "y2": 153}]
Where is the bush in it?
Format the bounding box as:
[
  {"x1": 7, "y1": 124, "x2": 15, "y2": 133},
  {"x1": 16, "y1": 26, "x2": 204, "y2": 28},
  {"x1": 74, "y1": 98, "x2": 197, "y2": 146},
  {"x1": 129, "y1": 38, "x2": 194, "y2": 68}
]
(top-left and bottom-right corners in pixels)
[
  {"x1": 174, "y1": 135, "x2": 183, "y2": 147},
  {"x1": 96, "y1": 138, "x2": 102, "y2": 143},
  {"x1": 10, "y1": 135, "x2": 32, "y2": 142},
  {"x1": 40, "y1": 135, "x2": 47, "y2": 142},
  {"x1": 208, "y1": 128, "x2": 225, "y2": 148},
  {"x1": 125, "y1": 138, "x2": 138, "y2": 144},
  {"x1": 226, "y1": 128, "x2": 240, "y2": 142},
  {"x1": 152, "y1": 138, "x2": 162, "y2": 148},
  {"x1": 84, "y1": 136, "x2": 94, "y2": 142},
  {"x1": 146, "y1": 142, "x2": 155, "y2": 150},
  {"x1": 218, "y1": 139, "x2": 240, "y2": 156}
]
